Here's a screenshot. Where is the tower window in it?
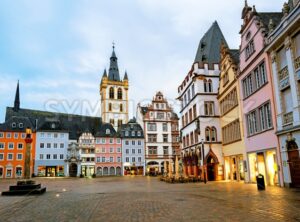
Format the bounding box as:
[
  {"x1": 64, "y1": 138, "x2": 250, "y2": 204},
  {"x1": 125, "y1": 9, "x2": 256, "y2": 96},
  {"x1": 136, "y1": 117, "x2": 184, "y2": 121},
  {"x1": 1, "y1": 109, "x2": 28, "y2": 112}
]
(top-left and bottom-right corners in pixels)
[
  {"x1": 109, "y1": 103, "x2": 112, "y2": 111},
  {"x1": 109, "y1": 87, "x2": 114, "y2": 99},
  {"x1": 120, "y1": 104, "x2": 123, "y2": 112},
  {"x1": 117, "y1": 88, "x2": 122, "y2": 99}
]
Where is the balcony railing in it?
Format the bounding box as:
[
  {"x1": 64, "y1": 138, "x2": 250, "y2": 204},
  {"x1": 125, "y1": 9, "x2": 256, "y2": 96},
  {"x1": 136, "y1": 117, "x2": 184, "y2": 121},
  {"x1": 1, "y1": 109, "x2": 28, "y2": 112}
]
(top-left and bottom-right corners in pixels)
[
  {"x1": 283, "y1": 111, "x2": 293, "y2": 126},
  {"x1": 295, "y1": 56, "x2": 300, "y2": 71},
  {"x1": 279, "y1": 66, "x2": 290, "y2": 90}
]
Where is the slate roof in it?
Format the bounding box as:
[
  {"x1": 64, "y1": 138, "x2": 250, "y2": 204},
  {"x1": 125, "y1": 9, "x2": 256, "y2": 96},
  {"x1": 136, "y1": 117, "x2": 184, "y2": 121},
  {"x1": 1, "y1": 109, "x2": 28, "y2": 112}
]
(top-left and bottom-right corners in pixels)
[
  {"x1": 94, "y1": 123, "x2": 117, "y2": 138},
  {"x1": 0, "y1": 116, "x2": 34, "y2": 132},
  {"x1": 194, "y1": 21, "x2": 228, "y2": 64},
  {"x1": 229, "y1": 49, "x2": 240, "y2": 65},
  {"x1": 118, "y1": 118, "x2": 144, "y2": 138},
  {"x1": 5, "y1": 107, "x2": 102, "y2": 140},
  {"x1": 108, "y1": 48, "x2": 121, "y2": 81},
  {"x1": 257, "y1": 12, "x2": 283, "y2": 33},
  {"x1": 37, "y1": 120, "x2": 68, "y2": 132}
]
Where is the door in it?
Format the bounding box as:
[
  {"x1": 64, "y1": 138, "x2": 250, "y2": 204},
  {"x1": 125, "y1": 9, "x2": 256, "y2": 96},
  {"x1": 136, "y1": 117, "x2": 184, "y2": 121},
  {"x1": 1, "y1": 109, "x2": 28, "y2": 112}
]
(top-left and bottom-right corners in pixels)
[
  {"x1": 69, "y1": 163, "x2": 78, "y2": 177},
  {"x1": 288, "y1": 150, "x2": 300, "y2": 187}
]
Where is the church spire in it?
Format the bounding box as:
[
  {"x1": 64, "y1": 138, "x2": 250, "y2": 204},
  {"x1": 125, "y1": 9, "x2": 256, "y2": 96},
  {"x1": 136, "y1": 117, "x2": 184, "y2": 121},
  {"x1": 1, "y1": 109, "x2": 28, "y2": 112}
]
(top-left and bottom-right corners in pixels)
[
  {"x1": 13, "y1": 80, "x2": 20, "y2": 112},
  {"x1": 108, "y1": 43, "x2": 120, "y2": 81}
]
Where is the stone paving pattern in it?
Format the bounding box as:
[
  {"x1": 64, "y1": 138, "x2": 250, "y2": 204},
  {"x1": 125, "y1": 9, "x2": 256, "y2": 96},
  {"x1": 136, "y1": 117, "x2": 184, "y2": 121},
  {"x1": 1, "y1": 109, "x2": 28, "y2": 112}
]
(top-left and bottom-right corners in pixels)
[{"x1": 0, "y1": 177, "x2": 300, "y2": 222}]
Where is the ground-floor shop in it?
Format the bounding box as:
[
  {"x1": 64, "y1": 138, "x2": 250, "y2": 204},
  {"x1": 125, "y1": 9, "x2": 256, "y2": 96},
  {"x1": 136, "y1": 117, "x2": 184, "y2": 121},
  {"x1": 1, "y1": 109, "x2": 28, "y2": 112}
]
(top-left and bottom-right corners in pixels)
[
  {"x1": 224, "y1": 155, "x2": 245, "y2": 181},
  {"x1": 95, "y1": 165, "x2": 122, "y2": 176},
  {"x1": 123, "y1": 166, "x2": 144, "y2": 175},
  {"x1": 0, "y1": 164, "x2": 24, "y2": 179},
  {"x1": 81, "y1": 165, "x2": 95, "y2": 177},
  {"x1": 36, "y1": 165, "x2": 65, "y2": 177},
  {"x1": 146, "y1": 160, "x2": 167, "y2": 176},
  {"x1": 247, "y1": 148, "x2": 279, "y2": 186},
  {"x1": 278, "y1": 131, "x2": 300, "y2": 187}
]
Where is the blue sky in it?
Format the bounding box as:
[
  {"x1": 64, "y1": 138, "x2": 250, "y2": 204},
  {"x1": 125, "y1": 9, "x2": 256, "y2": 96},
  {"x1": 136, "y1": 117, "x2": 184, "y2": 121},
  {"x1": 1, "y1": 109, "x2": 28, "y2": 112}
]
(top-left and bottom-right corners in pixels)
[{"x1": 0, "y1": 0, "x2": 283, "y2": 122}]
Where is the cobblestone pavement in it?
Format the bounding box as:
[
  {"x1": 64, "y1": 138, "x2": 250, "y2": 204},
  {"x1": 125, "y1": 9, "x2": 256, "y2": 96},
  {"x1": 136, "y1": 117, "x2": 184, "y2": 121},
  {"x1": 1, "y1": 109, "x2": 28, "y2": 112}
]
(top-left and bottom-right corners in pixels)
[{"x1": 0, "y1": 177, "x2": 300, "y2": 222}]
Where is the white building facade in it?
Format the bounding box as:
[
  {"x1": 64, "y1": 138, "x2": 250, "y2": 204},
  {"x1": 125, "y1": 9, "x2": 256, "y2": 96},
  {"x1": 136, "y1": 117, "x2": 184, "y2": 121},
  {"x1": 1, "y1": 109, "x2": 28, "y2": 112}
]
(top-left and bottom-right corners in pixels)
[{"x1": 78, "y1": 132, "x2": 95, "y2": 177}]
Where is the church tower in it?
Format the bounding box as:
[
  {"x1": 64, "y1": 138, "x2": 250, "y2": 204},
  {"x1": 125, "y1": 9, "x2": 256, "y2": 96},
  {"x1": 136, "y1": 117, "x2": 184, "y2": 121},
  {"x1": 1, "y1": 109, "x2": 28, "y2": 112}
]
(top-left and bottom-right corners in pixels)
[{"x1": 100, "y1": 45, "x2": 129, "y2": 130}]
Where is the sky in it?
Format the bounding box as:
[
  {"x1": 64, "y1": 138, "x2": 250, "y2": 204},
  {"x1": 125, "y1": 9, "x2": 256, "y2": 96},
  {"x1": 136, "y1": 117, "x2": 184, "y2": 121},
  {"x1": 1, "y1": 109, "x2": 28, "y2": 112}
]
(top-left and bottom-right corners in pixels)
[{"x1": 0, "y1": 0, "x2": 284, "y2": 122}]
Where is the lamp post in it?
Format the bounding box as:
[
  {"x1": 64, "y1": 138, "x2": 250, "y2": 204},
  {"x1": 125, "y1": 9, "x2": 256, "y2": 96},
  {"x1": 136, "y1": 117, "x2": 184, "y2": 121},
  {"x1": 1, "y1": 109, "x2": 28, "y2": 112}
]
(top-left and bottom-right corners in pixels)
[
  {"x1": 24, "y1": 127, "x2": 33, "y2": 180},
  {"x1": 201, "y1": 139, "x2": 207, "y2": 184}
]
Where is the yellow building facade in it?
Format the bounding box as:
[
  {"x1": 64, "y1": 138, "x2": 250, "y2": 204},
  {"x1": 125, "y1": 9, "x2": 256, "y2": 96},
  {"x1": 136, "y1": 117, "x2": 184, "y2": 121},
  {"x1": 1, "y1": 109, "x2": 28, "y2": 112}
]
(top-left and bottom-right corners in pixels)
[{"x1": 218, "y1": 44, "x2": 247, "y2": 182}]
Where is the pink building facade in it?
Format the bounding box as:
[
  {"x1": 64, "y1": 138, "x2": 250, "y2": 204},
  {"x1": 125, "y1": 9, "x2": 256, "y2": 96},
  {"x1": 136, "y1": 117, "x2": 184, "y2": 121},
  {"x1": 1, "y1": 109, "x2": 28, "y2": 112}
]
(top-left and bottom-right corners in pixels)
[
  {"x1": 238, "y1": 2, "x2": 283, "y2": 186},
  {"x1": 95, "y1": 124, "x2": 122, "y2": 176}
]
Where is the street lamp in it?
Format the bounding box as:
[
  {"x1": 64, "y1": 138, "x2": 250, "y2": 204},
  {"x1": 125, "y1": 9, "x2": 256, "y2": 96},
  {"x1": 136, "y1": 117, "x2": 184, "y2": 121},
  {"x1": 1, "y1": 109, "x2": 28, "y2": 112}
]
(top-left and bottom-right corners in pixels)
[{"x1": 201, "y1": 139, "x2": 207, "y2": 184}]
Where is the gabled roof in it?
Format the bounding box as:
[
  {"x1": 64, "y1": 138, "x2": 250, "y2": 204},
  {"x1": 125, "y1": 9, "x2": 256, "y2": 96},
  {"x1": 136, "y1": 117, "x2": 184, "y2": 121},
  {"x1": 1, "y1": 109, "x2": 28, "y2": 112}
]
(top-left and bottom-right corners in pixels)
[
  {"x1": 118, "y1": 118, "x2": 144, "y2": 138},
  {"x1": 5, "y1": 107, "x2": 102, "y2": 140},
  {"x1": 194, "y1": 21, "x2": 228, "y2": 64}
]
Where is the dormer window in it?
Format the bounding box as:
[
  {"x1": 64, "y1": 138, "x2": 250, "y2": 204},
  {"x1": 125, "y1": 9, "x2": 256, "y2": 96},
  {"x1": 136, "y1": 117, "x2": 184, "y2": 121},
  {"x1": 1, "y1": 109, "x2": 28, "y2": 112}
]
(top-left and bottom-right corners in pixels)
[
  {"x1": 125, "y1": 131, "x2": 129, "y2": 136},
  {"x1": 12, "y1": 122, "x2": 16, "y2": 128},
  {"x1": 137, "y1": 131, "x2": 141, "y2": 136},
  {"x1": 132, "y1": 131, "x2": 135, "y2": 136},
  {"x1": 19, "y1": 123, "x2": 23, "y2": 129},
  {"x1": 51, "y1": 123, "x2": 55, "y2": 129},
  {"x1": 106, "y1": 129, "x2": 110, "y2": 135}
]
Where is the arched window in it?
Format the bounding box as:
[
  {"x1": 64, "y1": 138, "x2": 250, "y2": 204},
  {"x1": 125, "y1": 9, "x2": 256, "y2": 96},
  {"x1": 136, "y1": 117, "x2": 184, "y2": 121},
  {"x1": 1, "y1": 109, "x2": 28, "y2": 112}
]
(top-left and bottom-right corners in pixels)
[
  {"x1": 109, "y1": 87, "x2": 114, "y2": 99},
  {"x1": 109, "y1": 103, "x2": 112, "y2": 111},
  {"x1": 203, "y1": 79, "x2": 207, "y2": 92},
  {"x1": 211, "y1": 127, "x2": 217, "y2": 142},
  {"x1": 208, "y1": 80, "x2": 212, "y2": 92},
  {"x1": 120, "y1": 104, "x2": 123, "y2": 112},
  {"x1": 117, "y1": 88, "x2": 122, "y2": 99},
  {"x1": 205, "y1": 127, "x2": 210, "y2": 141}
]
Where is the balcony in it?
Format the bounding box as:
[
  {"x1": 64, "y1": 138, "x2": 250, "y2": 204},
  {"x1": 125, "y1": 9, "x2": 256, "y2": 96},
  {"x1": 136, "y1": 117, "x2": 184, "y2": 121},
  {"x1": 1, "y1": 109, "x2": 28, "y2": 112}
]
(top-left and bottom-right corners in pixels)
[
  {"x1": 283, "y1": 111, "x2": 293, "y2": 126},
  {"x1": 279, "y1": 66, "x2": 290, "y2": 90}
]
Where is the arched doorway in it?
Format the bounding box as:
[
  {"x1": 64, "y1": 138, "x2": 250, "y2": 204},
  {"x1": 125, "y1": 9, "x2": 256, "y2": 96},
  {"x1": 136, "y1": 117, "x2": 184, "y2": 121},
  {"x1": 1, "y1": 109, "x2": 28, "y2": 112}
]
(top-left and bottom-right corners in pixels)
[
  {"x1": 97, "y1": 167, "x2": 102, "y2": 176},
  {"x1": 205, "y1": 150, "x2": 219, "y2": 181},
  {"x1": 109, "y1": 167, "x2": 115, "y2": 175},
  {"x1": 116, "y1": 167, "x2": 121, "y2": 175},
  {"x1": 103, "y1": 167, "x2": 108, "y2": 176},
  {"x1": 69, "y1": 163, "x2": 78, "y2": 177}
]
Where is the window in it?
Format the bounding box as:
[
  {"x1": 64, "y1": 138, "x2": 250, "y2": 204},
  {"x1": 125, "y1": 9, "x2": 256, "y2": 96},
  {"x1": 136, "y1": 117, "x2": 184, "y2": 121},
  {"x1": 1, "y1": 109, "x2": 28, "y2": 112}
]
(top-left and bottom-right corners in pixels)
[
  {"x1": 40, "y1": 143, "x2": 44, "y2": 148},
  {"x1": 138, "y1": 140, "x2": 141, "y2": 145},
  {"x1": 245, "y1": 40, "x2": 255, "y2": 59},
  {"x1": 54, "y1": 143, "x2": 58, "y2": 148},
  {"x1": 157, "y1": 112, "x2": 164, "y2": 120},
  {"x1": 132, "y1": 140, "x2": 135, "y2": 145},
  {"x1": 97, "y1": 157, "x2": 101, "y2": 162},
  {"x1": 208, "y1": 80, "x2": 212, "y2": 92},
  {"x1": 12, "y1": 122, "x2": 16, "y2": 128},
  {"x1": 0, "y1": 153, "x2": 4, "y2": 160},
  {"x1": 148, "y1": 134, "x2": 157, "y2": 142},
  {"x1": 17, "y1": 153, "x2": 22, "y2": 160},
  {"x1": 40, "y1": 154, "x2": 43, "y2": 160},
  {"x1": 7, "y1": 153, "x2": 13, "y2": 160},
  {"x1": 132, "y1": 157, "x2": 136, "y2": 162},
  {"x1": 223, "y1": 72, "x2": 229, "y2": 86},
  {"x1": 6, "y1": 168, "x2": 12, "y2": 177},
  {"x1": 102, "y1": 139, "x2": 106, "y2": 144},
  {"x1": 46, "y1": 154, "x2": 51, "y2": 159},
  {"x1": 205, "y1": 127, "x2": 210, "y2": 141},
  {"x1": 0, "y1": 167, "x2": 2, "y2": 177},
  {"x1": 41, "y1": 133, "x2": 45, "y2": 138},
  {"x1": 102, "y1": 157, "x2": 105, "y2": 162},
  {"x1": 16, "y1": 167, "x2": 22, "y2": 177},
  {"x1": 17, "y1": 143, "x2": 23, "y2": 149},
  {"x1": 21, "y1": 133, "x2": 26, "y2": 139},
  {"x1": 8, "y1": 143, "x2": 14, "y2": 149},
  {"x1": 163, "y1": 123, "x2": 168, "y2": 132},
  {"x1": 191, "y1": 84, "x2": 195, "y2": 97},
  {"x1": 47, "y1": 133, "x2": 51, "y2": 138},
  {"x1": 193, "y1": 104, "x2": 197, "y2": 119},
  {"x1": 109, "y1": 103, "x2": 112, "y2": 111},
  {"x1": 147, "y1": 123, "x2": 157, "y2": 131},
  {"x1": 117, "y1": 88, "x2": 122, "y2": 99},
  {"x1": 132, "y1": 131, "x2": 135, "y2": 137},
  {"x1": 60, "y1": 154, "x2": 64, "y2": 160},
  {"x1": 6, "y1": 133, "x2": 11, "y2": 138},
  {"x1": 211, "y1": 127, "x2": 217, "y2": 142},
  {"x1": 132, "y1": 149, "x2": 135, "y2": 154},
  {"x1": 138, "y1": 157, "x2": 142, "y2": 162},
  {"x1": 148, "y1": 146, "x2": 157, "y2": 155},
  {"x1": 47, "y1": 143, "x2": 51, "y2": 149},
  {"x1": 102, "y1": 148, "x2": 106, "y2": 153},
  {"x1": 53, "y1": 154, "x2": 57, "y2": 159},
  {"x1": 125, "y1": 140, "x2": 129, "y2": 145},
  {"x1": 118, "y1": 119, "x2": 122, "y2": 127},
  {"x1": 117, "y1": 148, "x2": 121, "y2": 153},
  {"x1": 138, "y1": 149, "x2": 142, "y2": 154},
  {"x1": 204, "y1": 102, "x2": 214, "y2": 116},
  {"x1": 54, "y1": 133, "x2": 58, "y2": 138},
  {"x1": 60, "y1": 134, "x2": 65, "y2": 138},
  {"x1": 106, "y1": 129, "x2": 111, "y2": 135},
  {"x1": 137, "y1": 131, "x2": 141, "y2": 137},
  {"x1": 117, "y1": 138, "x2": 121, "y2": 144},
  {"x1": 14, "y1": 133, "x2": 18, "y2": 139},
  {"x1": 220, "y1": 88, "x2": 238, "y2": 115},
  {"x1": 126, "y1": 157, "x2": 129, "y2": 162},
  {"x1": 109, "y1": 87, "x2": 114, "y2": 99},
  {"x1": 163, "y1": 134, "x2": 168, "y2": 142},
  {"x1": 163, "y1": 146, "x2": 168, "y2": 155},
  {"x1": 110, "y1": 148, "x2": 113, "y2": 153},
  {"x1": 110, "y1": 157, "x2": 113, "y2": 162},
  {"x1": 126, "y1": 149, "x2": 129, "y2": 154},
  {"x1": 247, "y1": 111, "x2": 258, "y2": 136},
  {"x1": 0, "y1": 132, "x2": 3, "y2": 138},
  {"x1": 60, "y1": 143, "x2": 64, "y2": 148},
  {"x1": 0, "y1": 143, "x2": 4, "y2": 149},
  {"x1": 117, "y1": 157, "x2": 121, "y2": 162},
  {"x1": 204, "y1": 79, "x2": 207, "y2": 92}
]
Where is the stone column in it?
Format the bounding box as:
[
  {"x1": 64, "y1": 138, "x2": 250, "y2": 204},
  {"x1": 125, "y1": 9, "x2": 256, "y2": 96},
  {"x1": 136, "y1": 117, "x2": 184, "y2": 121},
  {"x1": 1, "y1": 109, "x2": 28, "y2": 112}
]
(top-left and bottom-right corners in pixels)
[{"x1": 24, "y1": 129, "x2": 33, "y2": 180}]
